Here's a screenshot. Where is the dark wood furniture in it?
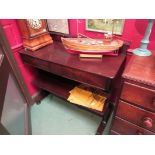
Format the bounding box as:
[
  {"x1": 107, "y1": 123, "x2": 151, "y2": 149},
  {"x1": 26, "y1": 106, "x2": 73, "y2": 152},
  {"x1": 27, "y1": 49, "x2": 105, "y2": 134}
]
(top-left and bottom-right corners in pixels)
[
  {"x1": 110, "y1": 52, "x2": 155, "y2": 135},
  {"x1": 0, "y1": 26, "x2": 32, "y2": 134},
  {"x1": 19, "y1": 41, "x2": 129, "y2": 134}
]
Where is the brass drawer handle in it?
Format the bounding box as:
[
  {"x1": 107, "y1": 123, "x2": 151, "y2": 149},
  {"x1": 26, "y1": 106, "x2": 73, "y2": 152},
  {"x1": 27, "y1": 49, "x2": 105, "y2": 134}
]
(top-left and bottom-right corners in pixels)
[{"x1": 143, "y1": 117, "x2": 153, "y2": 128}]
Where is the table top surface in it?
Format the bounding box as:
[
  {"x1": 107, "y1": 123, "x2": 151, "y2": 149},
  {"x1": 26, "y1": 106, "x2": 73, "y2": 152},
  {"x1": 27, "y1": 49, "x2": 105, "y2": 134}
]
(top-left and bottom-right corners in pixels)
[
  {"x1": 123, "y1": 52, "x2": 155, "y2": 87},
  {"x1": 19, "y1": 41, "x2": 126, "y2": 79}
]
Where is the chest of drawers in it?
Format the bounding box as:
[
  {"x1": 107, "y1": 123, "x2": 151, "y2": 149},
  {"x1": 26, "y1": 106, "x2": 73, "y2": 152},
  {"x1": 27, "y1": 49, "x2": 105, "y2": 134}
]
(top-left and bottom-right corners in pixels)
[{"x1": 110, "y1": 53, "x2": 155, "y2": 135}]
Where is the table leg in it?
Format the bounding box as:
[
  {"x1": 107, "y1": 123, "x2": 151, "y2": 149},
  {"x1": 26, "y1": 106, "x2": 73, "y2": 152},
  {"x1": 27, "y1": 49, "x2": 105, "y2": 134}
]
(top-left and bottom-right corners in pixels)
[{"x1": 96, "y1": 119, "x2": 106, "y2": 135}]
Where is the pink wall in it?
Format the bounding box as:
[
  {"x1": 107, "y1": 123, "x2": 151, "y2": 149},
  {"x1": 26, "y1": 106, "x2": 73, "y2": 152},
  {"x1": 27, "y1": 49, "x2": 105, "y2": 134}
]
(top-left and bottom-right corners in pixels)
[
  {"x1": 69, "y1": 19, "x2": 155, "y2": 51},
  {"x1": 0, "y1": 19, "x2": 38, "y2": 96},
  {"x1": 0, "y1": 19, "x2": 23, "y2": 50}
]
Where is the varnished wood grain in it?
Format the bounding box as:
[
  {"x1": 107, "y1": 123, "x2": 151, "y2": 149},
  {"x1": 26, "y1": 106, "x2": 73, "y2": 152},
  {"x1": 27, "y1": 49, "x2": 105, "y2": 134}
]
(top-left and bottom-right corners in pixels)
[
  {"x1": 33, "y1": 71, "x2": 109, "y2": 116},
  {"x1": 19, "y1": 42, "x2": 127, "y2": 79},
  {"x1": 111, "y1": 116, "x2": 155, "y2": 135},
  {"x1": 17, "y1": 20, "x2": 48, "y2": 39},
  {"x1": 116, "y1": 100, "x2": 155, "y2": 132},
  {"x1": 123, "y1": 53, "x2": 155, "y2": 87},
  {"x1": 23, "y1": 34, "x2": 53, "y2": 51},
  {"x1": 17, "y1": 20, "x2": 53, "y2": 51},
  {"x1": 110, "y1": 53, "x2": 155, "y2": 135},
  {"x1": 19, "y1": 42, "x2": 128, "y2": 92},
  {"x1": 121, "y1": 81, "x2": 155, "y2": 112}
]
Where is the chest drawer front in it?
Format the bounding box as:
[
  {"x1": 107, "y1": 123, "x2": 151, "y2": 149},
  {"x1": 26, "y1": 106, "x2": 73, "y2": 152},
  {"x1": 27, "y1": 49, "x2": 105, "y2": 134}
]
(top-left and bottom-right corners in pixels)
[
  {"x1": 111, "y1": 116, "x2": 155, "y2": 135},
  {"x1": 121, "y1": 82, "x2": 155, "y2": 111},
  {"x1": 116, "y1": 100, "x2": 155, "y2": 132}
]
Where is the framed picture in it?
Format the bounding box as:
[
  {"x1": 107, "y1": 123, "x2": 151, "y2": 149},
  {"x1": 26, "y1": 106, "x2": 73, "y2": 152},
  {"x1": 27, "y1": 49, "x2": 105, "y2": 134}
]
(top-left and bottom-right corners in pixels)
[
  {"x1": 47, "y1": 19, "x2": 69, "y2": 34},
  {"x1": 86, "y1": 19, "x2": 125, "y2": 35}
]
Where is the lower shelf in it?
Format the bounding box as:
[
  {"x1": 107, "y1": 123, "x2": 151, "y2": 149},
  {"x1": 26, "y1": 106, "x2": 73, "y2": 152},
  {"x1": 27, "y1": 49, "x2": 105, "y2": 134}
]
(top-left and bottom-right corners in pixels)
[{"x1": 33, "y1": 71, "x2": 109, "y2": 117}]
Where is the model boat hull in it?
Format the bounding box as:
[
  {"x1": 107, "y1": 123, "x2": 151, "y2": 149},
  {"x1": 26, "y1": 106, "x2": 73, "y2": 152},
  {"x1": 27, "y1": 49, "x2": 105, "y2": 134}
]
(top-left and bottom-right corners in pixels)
[
  {"x1": 67, "y1": 49, "x2": 119, "y2": 56},
  {"x1": 61, "y1": 37, "x2": 123, "y2": 56}
]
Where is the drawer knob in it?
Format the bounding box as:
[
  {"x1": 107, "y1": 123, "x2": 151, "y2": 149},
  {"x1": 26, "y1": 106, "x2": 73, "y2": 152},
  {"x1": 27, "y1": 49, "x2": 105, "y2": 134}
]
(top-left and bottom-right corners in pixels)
[{"x1": 143, "y1": 117, "x2": 153, "y2": 128}]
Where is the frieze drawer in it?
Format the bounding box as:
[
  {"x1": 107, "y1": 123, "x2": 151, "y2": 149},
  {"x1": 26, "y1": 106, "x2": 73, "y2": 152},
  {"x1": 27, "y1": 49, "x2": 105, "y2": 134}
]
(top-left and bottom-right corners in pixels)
[{"x1": 22, "y1": 54, "x2": 110, "y2": 91}]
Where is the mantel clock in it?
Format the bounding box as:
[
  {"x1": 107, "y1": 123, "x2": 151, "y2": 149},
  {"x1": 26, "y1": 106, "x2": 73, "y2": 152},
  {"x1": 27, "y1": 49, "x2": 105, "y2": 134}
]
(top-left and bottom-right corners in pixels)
[{"x1": 18, "y1": 19, "x2": 53, "y2": 51}]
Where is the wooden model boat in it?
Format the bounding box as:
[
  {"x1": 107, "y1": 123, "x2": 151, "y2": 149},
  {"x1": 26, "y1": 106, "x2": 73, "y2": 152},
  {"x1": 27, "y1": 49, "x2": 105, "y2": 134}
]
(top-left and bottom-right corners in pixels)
[{"x1": 61, "y1": 37, "x2": 124, "y2": 56}]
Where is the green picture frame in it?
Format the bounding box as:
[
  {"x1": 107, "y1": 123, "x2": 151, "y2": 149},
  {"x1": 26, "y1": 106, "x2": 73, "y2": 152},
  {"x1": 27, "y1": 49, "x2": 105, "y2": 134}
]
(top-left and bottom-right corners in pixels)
[{"x1": 86, "y1": 19, "x2": 125, "y2": 35}]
